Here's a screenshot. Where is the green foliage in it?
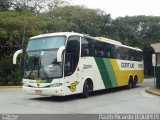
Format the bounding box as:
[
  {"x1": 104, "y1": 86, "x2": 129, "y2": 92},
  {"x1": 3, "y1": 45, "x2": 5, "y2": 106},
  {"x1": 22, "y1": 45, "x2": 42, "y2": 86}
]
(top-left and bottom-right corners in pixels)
[
  {"x1": 0, "y1": 7, "x2": 46, "y2": 85},
  {"x1": 0, "y1": 28, "x2": 8, "y2": 38},
  {"x1": 109, "y1": 16, "x2": 160, "y2": 47},
  {"x1": 0, "y1": 56, "x2": 21, "y2": 85},
  {"x1": 0, "y1": 0, "x2": 11, "y2": 11},
  {"x1": 42, "y1": 5, "x2": 111, "y2": 36},
  {"x1": 0, "y1": 11, "x2": 45, "y2": 58}
]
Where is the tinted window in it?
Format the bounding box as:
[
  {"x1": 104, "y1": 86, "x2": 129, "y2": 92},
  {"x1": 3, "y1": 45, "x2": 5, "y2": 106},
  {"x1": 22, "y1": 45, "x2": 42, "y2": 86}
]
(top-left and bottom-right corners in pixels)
[
  {"x1": 95, "y1": 41, "x2": 104, "y2": 57},
  {"x1": 135, "y1": 51, "x2": 143, "y2": 61},
  {"x1": 115, "y1": 46, "x2": 122, "y2": 59},
  {"x1": 81, "y1": 37, "x2": 94, "y2": 56},
  {"x1": 116, "y1": 46, "x2": 129, "y2": 60},
  {"x1": 128, "y1": 49, "x2": 136, "y2": 60},
  {"x1": 103, "y1": 43, "x2": 115, "y2": 58},
  {"x1": 115, "y1": 46, "x2": 143, "y2": 61}
]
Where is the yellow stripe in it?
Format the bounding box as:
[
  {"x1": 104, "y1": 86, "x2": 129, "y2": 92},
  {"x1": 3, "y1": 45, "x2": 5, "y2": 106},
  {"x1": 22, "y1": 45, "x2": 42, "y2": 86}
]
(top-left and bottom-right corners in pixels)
[
  {"x1": 35, "y1": 80, "x2": 42, "y2": 83},
  {"x1": 110, "y1": 59, "x2": 124, "y2": 86}
]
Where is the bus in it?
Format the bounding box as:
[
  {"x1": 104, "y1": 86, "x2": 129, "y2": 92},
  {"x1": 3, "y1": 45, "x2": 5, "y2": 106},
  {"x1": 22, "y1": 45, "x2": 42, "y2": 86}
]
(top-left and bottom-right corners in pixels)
[{"x1": 13, "y1": 32, "x2": 144, "y2": 98}]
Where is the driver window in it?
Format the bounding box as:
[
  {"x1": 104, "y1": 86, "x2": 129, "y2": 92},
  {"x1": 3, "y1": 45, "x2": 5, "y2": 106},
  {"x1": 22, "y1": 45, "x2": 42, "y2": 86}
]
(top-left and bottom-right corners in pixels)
[{"x1": 64, "y1": 36, "x2": 80, "y2": 76}]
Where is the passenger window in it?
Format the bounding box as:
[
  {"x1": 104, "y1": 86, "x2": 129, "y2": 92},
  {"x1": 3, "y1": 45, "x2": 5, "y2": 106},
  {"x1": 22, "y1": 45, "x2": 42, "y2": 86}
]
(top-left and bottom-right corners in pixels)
[
  {"x1": 136, "y1": 51, "x2": 143, "y2": 61},
  {"x1": 128, "y1": 49, "x2": 136, "y2": 61},
  {"x1": 104, "y1": 44, "x2": 116, "y2": 59},
  {"x1": 115, "y1": 46, "x2": 122, "y2": 59},
  {"x1": 105, "y1": 44, "x2": 112, "y2": 58},
  {"x1": 110, "y1": 46, "x2": 116, "y2": 58},
  {"x1": 81, "y1": 37, "x2": 94, "y2": 56},
  {"x1": 115, "y1": 46, "x2": 129, "y2": 60},
  {"x1": 94, "y1": 41, "x2": 104, "y2": 57}
]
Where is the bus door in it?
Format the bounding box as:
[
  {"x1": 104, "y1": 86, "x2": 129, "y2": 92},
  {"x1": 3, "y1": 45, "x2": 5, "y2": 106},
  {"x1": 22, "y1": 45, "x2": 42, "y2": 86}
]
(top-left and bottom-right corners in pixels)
[{"x1": 63, "y1": 36, "x2": 81, "y2": 95}]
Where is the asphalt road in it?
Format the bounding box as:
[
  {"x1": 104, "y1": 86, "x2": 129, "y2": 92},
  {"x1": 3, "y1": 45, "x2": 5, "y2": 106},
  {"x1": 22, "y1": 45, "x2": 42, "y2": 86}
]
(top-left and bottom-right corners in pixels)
[{"x1": 0, "y1": 78, "x2": 160, "y2": 114}]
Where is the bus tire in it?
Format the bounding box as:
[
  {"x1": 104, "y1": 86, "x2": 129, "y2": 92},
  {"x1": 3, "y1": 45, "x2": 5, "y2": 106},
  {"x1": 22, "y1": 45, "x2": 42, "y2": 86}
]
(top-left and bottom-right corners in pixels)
[
  {"x1": 82, "y1": 80, "x2": 90, "y2": 98},
  {"x1": 127, "y1": 76, "x2": 133, "y2": 89}
]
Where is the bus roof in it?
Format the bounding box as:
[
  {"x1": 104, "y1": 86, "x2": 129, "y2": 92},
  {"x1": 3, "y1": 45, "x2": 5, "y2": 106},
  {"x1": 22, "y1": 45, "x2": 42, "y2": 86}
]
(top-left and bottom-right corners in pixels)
[
  {"x1": 85, "y1": 36, "x2": 142, "y2": 52},
  {"x1": 95, "y1": 37, "x2": 122, "y2": 45},
  {"x1": 30, "y1": 32, "x2": 84, "y2": 39},
  {"x1": 95, "y1": 37, "x2": 142, "y2": 51},
  {"x1": 30, "y1": 32, "x2": 142, "y2": 52}
]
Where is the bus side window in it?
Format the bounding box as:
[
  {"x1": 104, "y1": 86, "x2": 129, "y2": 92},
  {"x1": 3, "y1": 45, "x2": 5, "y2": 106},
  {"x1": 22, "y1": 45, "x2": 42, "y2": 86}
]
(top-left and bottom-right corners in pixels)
[
  {"x1": 115, "y1": 46, "x2": 129, "y2": 60},
  {"x1": 94, "y1": 41, "x2": 104, "y2": 57},
  {"x1": 106, "y1": 52, "x2": 110, "y2": 57},
  {"x1": 128, "y1": 49, "x2": 134, "y2": 61},
  {"x1": 122, "y1": 48, "x2": 129, "y2": 60},
  {"x1": 115, "y1": 46, "x2": 121, "y2": 59},
  {"x1": 139, "y1": 52, "x2": 143, "y2": 61},
  {"x1": 81, "y1": 37, "x2": 94, "y2": 57},
  {"x1": 116, "y1": 54, "x2": 121, "y2": 59},
  {"x1": 136, "y1": 51, "x2": 143, "y2": 61},
  {"x1": 110, "y1": 46, "x2": 116, "y2": 58},
  {"x1": 104, "y1": 43, "x2": 112, "y2": 58}
]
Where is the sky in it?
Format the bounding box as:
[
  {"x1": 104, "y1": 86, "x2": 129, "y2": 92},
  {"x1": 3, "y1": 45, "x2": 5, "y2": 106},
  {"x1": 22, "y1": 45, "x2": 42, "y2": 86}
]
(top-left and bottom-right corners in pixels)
[{"x1": 70, "y1": 0, "x2": 160, "y2": 19}]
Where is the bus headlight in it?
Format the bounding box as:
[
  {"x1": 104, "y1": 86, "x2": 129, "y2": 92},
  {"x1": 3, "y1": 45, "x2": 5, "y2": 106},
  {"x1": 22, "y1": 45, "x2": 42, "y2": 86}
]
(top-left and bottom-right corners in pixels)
[{"x1": 50, "y1": 83, "x2": 62, "y2": 87}]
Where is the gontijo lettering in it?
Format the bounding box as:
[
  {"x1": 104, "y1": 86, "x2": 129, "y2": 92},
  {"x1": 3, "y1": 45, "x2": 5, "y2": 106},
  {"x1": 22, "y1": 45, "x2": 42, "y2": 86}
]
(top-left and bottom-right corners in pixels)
[{"x1": 121, "y1": 63, "x2": 134, "y2": 68}]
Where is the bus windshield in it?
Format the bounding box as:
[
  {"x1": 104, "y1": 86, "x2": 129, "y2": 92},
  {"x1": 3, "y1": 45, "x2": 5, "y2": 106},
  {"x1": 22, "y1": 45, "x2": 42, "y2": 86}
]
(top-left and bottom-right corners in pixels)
[
  {"x1": 27, "y1": 36, "x2": 65, "y2": 51},
  {"x1": 24, "y1": 36, "x2": 65, "y2": 79}
]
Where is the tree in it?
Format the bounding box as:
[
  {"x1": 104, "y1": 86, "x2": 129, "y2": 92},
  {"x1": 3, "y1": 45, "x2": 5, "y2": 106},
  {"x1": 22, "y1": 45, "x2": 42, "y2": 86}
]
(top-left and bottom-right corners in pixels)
[
  {"x1": 11, "y1": 0, "x2": 68, "y2": 14},
  {"x1": 42, "y1": 5, "x2": 112, "y2": 36},
  {"x1": 0, "y1": 11, "x2": 45, "y2": 58},
  {"x1": 109, "y1": 16, "x2": 160, "y2": 47},
  {"x1": 0, "y1": 11, "x2": 46, "y2": 84},
  {"x1": 0, "y1": 0, "x2": 11, "y2": 11}
]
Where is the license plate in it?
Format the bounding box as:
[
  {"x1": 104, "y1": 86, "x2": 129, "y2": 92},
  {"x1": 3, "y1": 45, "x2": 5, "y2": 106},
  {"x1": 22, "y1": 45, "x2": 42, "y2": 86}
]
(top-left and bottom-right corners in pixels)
[{"x1": 35, "y1": 90, "x2": 42, "y2": 94}]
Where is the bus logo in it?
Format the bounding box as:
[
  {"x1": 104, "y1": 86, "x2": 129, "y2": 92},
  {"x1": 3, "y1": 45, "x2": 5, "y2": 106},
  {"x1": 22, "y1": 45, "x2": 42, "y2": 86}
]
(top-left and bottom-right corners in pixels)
[
  {"x1": 121, "y1": 63, "x2": 134, "y2": 68},
  {"x1": 68, "y1": 81, "x2": 79, "y2": 92},
  {"x1": 36, "y1": 80, "x2": 41, "y2": 87},
  {"x1": 37, "y1": 83, "x2": 40, "y2": 87}
]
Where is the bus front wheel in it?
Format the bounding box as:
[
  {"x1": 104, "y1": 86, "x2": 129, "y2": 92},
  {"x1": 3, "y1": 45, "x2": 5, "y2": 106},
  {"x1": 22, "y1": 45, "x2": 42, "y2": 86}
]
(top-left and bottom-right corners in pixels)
[{"x1": 82, "y1": 80, "x2": 90, "y2": 98}]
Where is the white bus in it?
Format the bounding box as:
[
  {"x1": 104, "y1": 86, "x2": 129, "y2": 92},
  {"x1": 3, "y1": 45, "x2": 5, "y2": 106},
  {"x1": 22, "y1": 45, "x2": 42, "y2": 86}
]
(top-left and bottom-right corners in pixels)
[{"x1": 13, "y1": 32, "x2": 144, "y2": 98}]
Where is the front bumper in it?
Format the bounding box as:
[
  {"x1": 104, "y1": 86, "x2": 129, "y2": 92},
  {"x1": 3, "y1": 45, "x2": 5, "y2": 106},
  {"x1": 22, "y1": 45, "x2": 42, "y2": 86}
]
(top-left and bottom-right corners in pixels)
[{"x1": 23, "y1": 86, "x2": 65, "y2": 96}]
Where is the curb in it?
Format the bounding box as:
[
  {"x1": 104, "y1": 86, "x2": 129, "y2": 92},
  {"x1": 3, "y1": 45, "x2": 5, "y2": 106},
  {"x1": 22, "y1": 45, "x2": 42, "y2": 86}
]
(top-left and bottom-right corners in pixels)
[
  {"x1": 145, "y1": 87, "x2": 160, "y2": 96},
  {"x1": 0, "y1": 86, "x2": 22, "y2": 88}
]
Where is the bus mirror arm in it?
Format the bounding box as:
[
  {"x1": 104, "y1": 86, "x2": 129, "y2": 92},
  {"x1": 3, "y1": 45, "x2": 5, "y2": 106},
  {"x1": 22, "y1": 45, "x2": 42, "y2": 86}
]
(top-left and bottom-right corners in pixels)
[
  {"x1": 57, "y1": 46, "x2": 65, "y2": 62},
  {"x1": 13, "y1": 49, "x2": 23, "y2": 64}
]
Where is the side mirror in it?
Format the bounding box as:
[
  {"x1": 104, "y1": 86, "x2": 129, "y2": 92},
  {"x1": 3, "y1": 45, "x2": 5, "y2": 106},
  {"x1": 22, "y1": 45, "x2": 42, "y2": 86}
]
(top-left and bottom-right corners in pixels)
[
  {"x1": 152, "y1": 54, "x2": 156, "y2": 67},
  {"x1": 57, "y1": 46, "x2": 65, "y2": 62},
  {"x1": 13, "y1": 49, "x2": 23, "y2": 64}
]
